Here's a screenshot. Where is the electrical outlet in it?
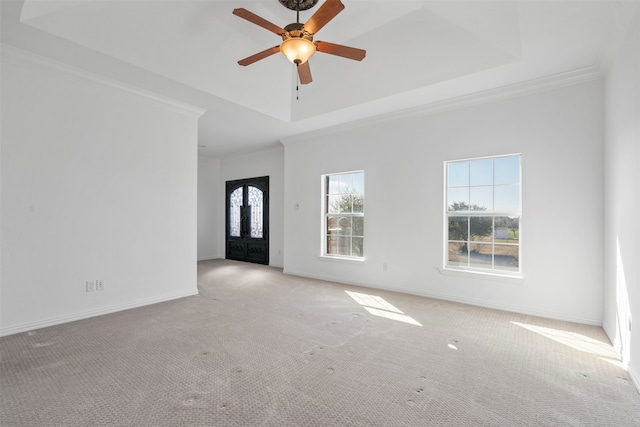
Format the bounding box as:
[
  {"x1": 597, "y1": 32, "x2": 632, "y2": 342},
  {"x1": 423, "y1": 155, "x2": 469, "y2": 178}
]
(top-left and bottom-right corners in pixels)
[
  {"x1": 96, "y1": 279, "x2": 104, "y2": 291},
  {"x1": 86, "y1": 280, "x2": 95, "y2": 292}
]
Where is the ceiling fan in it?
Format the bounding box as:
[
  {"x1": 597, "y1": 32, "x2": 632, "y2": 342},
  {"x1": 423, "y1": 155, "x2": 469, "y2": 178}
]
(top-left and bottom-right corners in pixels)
[{"x1": 232, "y1": 0, "x2": 366, "y2": 85}]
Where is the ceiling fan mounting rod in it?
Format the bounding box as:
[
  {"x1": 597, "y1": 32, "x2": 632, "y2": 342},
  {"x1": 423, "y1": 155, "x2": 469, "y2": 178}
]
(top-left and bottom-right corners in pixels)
[
  {"x1": 282, "y1": 23, "x2": 313, "y2": 42},
  {"x1": 278, "y1": 0, "x2": 319, "y2": 12}
]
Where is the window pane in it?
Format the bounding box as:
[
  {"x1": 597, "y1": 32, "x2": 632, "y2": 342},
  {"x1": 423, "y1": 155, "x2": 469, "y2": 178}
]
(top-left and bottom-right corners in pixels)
[
  {"x1": 352, "y1": 217, "x2": 364, "y2": 237},
  {"x1": 328, "y1": 176, "x2": 341, "y2": 194},
  {"x1": 470, "y1": 216, "x2": 493, "y2": 242},
  {"x1": 448, "y1": 216, "x2": 468, "y2": 241},
  {"x1": 327, "y1": 195, "x2": 342, "y2": 214},
  {"x1": 229, "y1": 187, "x2": 243, "y2": 237},
  {"x1": 448, "y1": 161, "x2": 469, "y2": 187},
  {"x1": 494, "y1": 156, "x2": 520, "y2": 185},
  {"x1": 353, "y1": 194, "x2": 364, "y2": 213},
  {"x1": 327, "y1": 216, "x2": 339, "y2": 234},
  {"x1": 337, "y1": 236, "x2": 351, "y2": 256},
  {"x1": 339, "y1": 174, "x2": 353, "y2": 193},
  {"x1": 340, "y1": 196, "x2": 353, "y2": 213},
  {"x1": 448, "y1": 188, "x2": 469, "y2": 211},
  {"x1": 447, "y1": 242, "x2": 468, "y2": 267},
  {"x1": 248, "y1": 186, "x2": 263, "y2": 238},
  {"x1": 328, "y1": 195, "x2": 353, "y2": 214},
  {"x1": 338, "y1": 216, "x2": 351, "y2": 234},
  {"x1": 470, "y1": 186, "x2": 492, "y2": 211},
  {"x1": 494, "y1": 216, "x2": 519, "y2": 243},
  {"x1": 326, "y1": 235, "x2": 338, "y2": 254},
  {"x1": 352, "y1": 237, "x2": 364, "y2": 257},
  {"x1": 352, "y1": 172, "x2": 365, "y2": 193},
  {"x1": 469, "y1": 243, "x2": 493, "y2": 268},
  {"x1": 494, "y1": 244, "x2": 519, "y2": 271},
  {"x1": 494, "y1": 185, "x2": 520, "y2": 211},
  {"x1": 470, "y1": 158, "x2": 493, "y2": 186}
]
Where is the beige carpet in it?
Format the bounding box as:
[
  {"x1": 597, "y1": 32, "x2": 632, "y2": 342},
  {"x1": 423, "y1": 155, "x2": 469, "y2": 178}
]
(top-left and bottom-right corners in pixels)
[{"x1": 1, "y1": 259, "x2": 639, "y2": 426}]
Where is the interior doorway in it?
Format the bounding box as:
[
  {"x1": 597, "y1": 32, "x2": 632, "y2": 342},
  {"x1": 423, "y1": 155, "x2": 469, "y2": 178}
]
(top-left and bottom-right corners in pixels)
[{"x1": 225, "y1": 176, "x2": 269, "y2": 265}]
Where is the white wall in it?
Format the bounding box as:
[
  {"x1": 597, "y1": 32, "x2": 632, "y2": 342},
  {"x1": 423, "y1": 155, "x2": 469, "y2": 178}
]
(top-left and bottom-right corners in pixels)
[
  {"x1": 283, "y1": 78, "x2": 604, "y2": 325},
  {"x1": 197, "y1": 156, "x2": 222, "y2": 261},
  {"x1": 603, "y1": 10, "x2": 640, "y2": 390},
  {"x1": 220, "y1": 147, "x2": 285, "y2": 268},
  {"x1": 0, "y1": 48, "x2": 204, "y2": 336}
]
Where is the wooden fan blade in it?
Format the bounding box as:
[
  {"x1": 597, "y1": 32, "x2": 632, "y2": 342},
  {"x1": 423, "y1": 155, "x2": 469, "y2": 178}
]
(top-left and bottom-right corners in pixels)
[
  {"x1": 238, "y1": 46, "x2": 281, "y2": 66},
  {"x1": 297, "y1": 61, "x2": 312, "y2": 85},
  {"x1": 304, "y1": 0, "x2": 345, "y2": 35},
  {"x1": 233, "y1": 8, "x2": 286, "y2": 35},
  {"x1": 315, "y1": 41, "x2": 366, "y2": 61}
]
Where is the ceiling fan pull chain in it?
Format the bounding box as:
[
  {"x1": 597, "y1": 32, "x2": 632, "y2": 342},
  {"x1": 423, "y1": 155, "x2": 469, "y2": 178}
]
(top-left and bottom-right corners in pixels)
[{"x1": 296, "y1": 63, "x2": 300, "y2": 100}]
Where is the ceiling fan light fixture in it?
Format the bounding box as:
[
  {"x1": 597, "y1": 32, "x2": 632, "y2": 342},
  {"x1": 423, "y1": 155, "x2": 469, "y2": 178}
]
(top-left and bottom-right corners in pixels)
[
  {"x1": 233, "y1": 0, "x2": 365, "y2": 85},
  {"x1": 280, "y1": 37, "x2": 316, "y2": 64}
]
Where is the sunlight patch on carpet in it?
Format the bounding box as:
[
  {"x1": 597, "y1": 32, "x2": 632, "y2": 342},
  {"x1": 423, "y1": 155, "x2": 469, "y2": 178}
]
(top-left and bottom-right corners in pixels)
[
  {"x1": 512, "y1": 321, "x2": 618, "y2": 360},
  {"x1": 345, "y1": 290, "x2": 422, "y2": 326}
]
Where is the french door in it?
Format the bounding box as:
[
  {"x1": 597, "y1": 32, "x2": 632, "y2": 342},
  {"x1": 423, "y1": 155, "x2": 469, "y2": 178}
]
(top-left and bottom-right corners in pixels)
[{"x1": 225, "y1": 176, "x2": 269, "y2": 265}]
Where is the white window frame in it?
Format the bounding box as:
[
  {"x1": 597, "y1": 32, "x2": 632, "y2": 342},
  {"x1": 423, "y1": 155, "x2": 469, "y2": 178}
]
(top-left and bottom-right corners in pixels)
[
  {"x1": 444, "y1": 154, "x2": 522, "y2": 277},
  {"x1": 321, "y1": 170, "x2": 365, "y2": 260}
]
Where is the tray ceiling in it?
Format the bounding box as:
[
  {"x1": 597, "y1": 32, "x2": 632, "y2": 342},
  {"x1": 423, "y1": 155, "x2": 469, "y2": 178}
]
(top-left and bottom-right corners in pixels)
[{"x1": 3, "y1": 0, "x2": 638, "y2": 157}]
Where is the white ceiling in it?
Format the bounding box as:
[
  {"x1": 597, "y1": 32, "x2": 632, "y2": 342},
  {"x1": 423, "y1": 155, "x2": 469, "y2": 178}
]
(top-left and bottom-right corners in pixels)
[{"x1": 2, "y1": 0, "x2": 638, "y2": 158}]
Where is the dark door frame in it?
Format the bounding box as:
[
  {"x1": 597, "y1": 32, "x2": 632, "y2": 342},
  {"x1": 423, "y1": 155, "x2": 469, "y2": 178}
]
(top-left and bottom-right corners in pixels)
[{"x1": 225, "y1": 176, "x2": 269, "y2": 265}]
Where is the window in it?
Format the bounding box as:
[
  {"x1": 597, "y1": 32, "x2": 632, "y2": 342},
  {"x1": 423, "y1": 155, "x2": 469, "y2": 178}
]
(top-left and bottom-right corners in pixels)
[
  {"x1": 445, "y1": 155, "x2": 521, "y2": 274},
  {"x1": 323, "y1": 171, "x2": 364, "y2": 258}
]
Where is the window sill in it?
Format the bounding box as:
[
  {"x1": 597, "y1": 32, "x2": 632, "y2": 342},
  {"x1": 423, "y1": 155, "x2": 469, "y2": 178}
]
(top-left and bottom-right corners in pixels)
[
  {"x1": 318, "y1": 255, "x2": 366, "y2": 264},
  {"x1": 436, "y1": 267, "x2": 525, "y2": 284}
]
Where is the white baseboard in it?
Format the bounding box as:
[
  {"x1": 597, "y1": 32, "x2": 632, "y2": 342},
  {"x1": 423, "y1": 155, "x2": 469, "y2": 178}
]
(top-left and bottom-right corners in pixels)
[
  {"x1": 197, "y1": 255, "x2": 222, "y2": 261},
  {"x1": 0, "y1": 289, "x2": 199, "y2": 337},
  {"x1": 197, "y1": 257, "x2": 284, "y2": 269},
  {"x1": 282, "y1": 269, "x2": 602, "y2": 326},
  {"x1": 629, "y1": 366, "x2": 640, "y2": 396}
]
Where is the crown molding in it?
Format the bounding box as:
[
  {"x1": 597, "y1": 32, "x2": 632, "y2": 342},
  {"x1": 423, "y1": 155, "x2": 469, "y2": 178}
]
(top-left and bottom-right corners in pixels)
[
  {"x1": 280, "y1": 66, "x2": 603, "y2": 146},
  {"x1": 1, "y1": 43, "x2": 206, "y2": 119}
]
